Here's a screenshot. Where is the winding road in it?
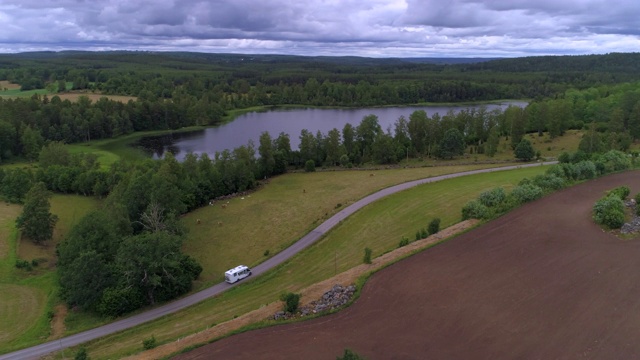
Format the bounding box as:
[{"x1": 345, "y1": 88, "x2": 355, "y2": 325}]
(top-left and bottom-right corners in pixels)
[{"x1": 0, "y1": 162, "x2": 554, "y2": 360}]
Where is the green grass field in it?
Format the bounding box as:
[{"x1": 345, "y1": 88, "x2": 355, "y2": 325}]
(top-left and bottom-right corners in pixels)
[
  {"x1": 0, "y1": 195, "x2": 100, "y2": 355},
  {"x1": 72, "y1": 165, "x2": 547, "y2": 359},
  {"x1": 183, "y1": 163, "x2": 514, "y2": 286}
]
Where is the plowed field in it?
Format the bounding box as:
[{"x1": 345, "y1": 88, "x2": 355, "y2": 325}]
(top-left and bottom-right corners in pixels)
[{"x1": 175, "y1": 170, "x2": 640, "y2": 360}]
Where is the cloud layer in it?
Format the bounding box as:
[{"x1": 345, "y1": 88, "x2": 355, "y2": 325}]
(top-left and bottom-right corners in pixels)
[{"x1": 0, "y1": 0, "x2": 638, "y2": 57}]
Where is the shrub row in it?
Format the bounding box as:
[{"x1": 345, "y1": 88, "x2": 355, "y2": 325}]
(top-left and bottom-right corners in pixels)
[{"x1": 462, "y1": 150, "x2": 635, "y2": 222}]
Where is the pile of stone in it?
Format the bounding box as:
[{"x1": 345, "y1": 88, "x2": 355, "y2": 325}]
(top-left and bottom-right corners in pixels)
[
  {"x1": 621, "y1": 199, "x2": 640, "y2": 234},
  {"x1": 273, "y1": 284, "x2": 356, "y2": 321}
]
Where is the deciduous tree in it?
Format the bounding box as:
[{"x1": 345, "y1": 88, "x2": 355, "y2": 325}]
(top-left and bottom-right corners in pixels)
[{"x1": 16, "y1": 182, "x2": 58, "y2": 243}]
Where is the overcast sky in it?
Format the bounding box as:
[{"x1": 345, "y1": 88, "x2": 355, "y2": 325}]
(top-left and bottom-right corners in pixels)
[{"x1": 0, "y1": 0, "x2": 638, "y2": 58}]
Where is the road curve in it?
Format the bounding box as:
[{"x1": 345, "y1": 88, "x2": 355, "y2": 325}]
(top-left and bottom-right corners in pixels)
[{"x1": 0, "y1": 162, "x2": 555, "y2": 360}]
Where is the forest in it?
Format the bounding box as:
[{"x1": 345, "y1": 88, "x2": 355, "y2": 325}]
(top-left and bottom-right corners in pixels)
[{"x1": 1, "y1": 51, "x2": 640, "y2": 316}]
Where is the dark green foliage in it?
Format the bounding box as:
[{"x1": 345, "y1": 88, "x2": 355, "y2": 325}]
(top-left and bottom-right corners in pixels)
[
  {"x1": 514, "y1": 139, "x2": 535, "y2": 161},
  {"x1": 97, "y1": 286, "x2": 145, "y2": 317},
  {"x1": 363, "y1": 247, "x2": 372, "y2": 264},
  {"x1": 142, "y1": 336, "x2": 157, "y2": 350},
  {"x1": 337, "y1": 349, "x2": 366, "y2": 360},
  {"x1": 428, "y1": 218, "x2": 441, "y2": 235},
  {"x1": 529, "y1": 174, "x2": 566, "y2": 192},
  {"x1": 74, "y1": 348, "x2": 89, "y2": 360},
  {"x1": 477, "y1": 188, "x2": 506, "y2": 207},
  {"x1": 420, "y1": 228, "x2": 428, "y2": 239},
  {"x1": 461, "y1": 200, "x2": 489, "y2": 220},
  {"x1": 15, "y1": 182, "x2": 58, "y2": 243},
  {"x1": 415, "y1": 231, "x2": 421, "y2": 241},
  {"x1": 279, "y1": 292, "x2": 301, "y2": 313},
  {"x1": 595, "y1": 150, "x2": 631, "y2": 174},
  {"x1": 57, "y1": 208, "x2": 200, "y2": 315},
  {"x1": 510, "y1": 184, "x2": 543, "y2": 204},
  {"x1": 608, "y1": 186, "x2": 630, "y2": 200},
  {"x1": 635, "y1": 192, "x2": 640, "y2": 216},
  {"x1": 0, "y1": 168, "x2": 33, "y2": 203},
  {"x1": 15, "y1": 259, "x2": 32, "y2": 271},
  {"x1": 437, "y1": 128, "x2": 465, "y2": 159},
  {"x1": 593, "y1": 195, "x2": 625, "y2": 229},
  {"x1": 304, "y1": 159, "x2": 316, "y2": 172},
  {"x1": 398, "y1": 237, "x2": 410, "y2": 248}
]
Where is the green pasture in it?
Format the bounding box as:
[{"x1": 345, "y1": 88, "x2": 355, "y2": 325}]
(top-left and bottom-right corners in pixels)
[
  {"x1": 0, "y1": 88, "x2": 49, "y2": 98},
  {"x1": 0, "y1": 195, "x2": 100, "y2": 355},
  {"x1": 72, "y1": 165, "x2": 547, "y2": 359},
  {"x1": 183, "y1": 163, "x2": 513, "y2": 286}
]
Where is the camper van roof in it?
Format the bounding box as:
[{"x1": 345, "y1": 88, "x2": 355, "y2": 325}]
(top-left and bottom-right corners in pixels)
[{"x1": 225, "y1": 265, "x2": 248, "y2": 275}]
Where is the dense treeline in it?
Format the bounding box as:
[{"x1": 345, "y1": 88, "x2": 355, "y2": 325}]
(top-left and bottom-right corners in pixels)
[{"x1": 1, "y1": 52, "x2": 640, "y2": 162}]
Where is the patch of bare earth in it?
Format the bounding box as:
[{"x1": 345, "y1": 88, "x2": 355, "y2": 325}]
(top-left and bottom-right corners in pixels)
[
  {"x1": 173, "y1": 170, "x2": 640, "y2": 360},
  {"x1": 0, "y1": 80, "x2": 20, "y2": 90},
  {"x1": 123, "y1": 220, "x2": 479, "y2": 360},
  {"x1": 48, "y1": 304, "x2": 67, "y2": 340}
]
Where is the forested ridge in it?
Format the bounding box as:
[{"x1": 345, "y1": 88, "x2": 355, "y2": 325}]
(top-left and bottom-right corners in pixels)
[{"x1": 2, "y1": 51, "x2": 640, "y2": 317}]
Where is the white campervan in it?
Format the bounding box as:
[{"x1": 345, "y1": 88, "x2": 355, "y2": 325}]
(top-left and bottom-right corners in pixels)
[{"x1": 224, "y1": 265, "x2": 252, "y2": 284}]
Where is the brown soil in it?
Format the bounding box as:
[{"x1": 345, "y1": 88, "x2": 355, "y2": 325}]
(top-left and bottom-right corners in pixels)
[
  {"x1": 173, "y1": 170, "x2": 640, "y2": 360},
  {"x1": 48, "y1": 304, "x2": 67, "y2": 340},
  {"x1": 124, "y1": 221, "x2": 479, "y2": 360}
]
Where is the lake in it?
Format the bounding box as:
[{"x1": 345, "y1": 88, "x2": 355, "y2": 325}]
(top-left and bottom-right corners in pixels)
[{"x1": 136, "y1": 101, "x2": 527, "y2": 160}]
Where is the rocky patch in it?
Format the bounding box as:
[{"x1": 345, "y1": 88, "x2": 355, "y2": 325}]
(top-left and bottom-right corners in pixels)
[{"x1": 273, "y1": 284, "x2": 356, "y2": 321}]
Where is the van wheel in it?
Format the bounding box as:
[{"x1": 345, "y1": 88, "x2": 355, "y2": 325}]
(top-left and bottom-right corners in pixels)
[{"x1": 249, "y1": 271, "x2": 252, "y2": 276}]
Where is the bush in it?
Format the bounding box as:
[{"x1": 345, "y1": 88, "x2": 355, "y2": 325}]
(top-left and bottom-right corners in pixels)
[
  {"x1": 545, "y1": 164, "x2": 567, "y2": 180},
  {"x1": 74, "y1": 347, "x2": 89, "y2": 360},
  {"x1": 420, "y1": 228, "x2": 428, "y2": 239},
  {"x1": 573, "y1": 160, "x2": 597, "y2": 180},
  {"x1": 428, "y1": 218, "x2": 441, "y2": 235},
  {"x1": 398, "y1": 237, "x2": 410, "y2": 248},
  {"x1": 477, "y1": 187, "x2": 506, "y2": 207},
  {"x1": 593, "y1": 195, "x2": 625, "y2": 229},
  {"x1": 558, "y1": 152, "x2": 571, "y2": 163},
  {"x1": 339, "y1": 154, "x2": 350, "y2": 167},
  {"x1": 304, "y1": 159, "x2": 316, "y2": 172},
  {"x1": 415, "y1": 231, "x2": 421, "y2": 241},
  {"x1": 337, "y1": 349, "x2": 366, "y2": 360},
  {"x1": 608, "y1": 186, "x2": 630, "y2": 200},
  {"x1": 510, "y1": 184, "x2": 543, "y2": 204},
  {"x1": 15, "y1": 259, "x2": 32, "y2": 271},
  {"x1": 461, "y1": 200, "x2": 489, "y2": 220},
  {"x1": 597, "y1": 150, "x2": 631, "y2": 174},
  {"x1": 142, "y1": 336, "x2": 157, "y2": 350},
  {"x1": 363, "y1": 247, "x2": 372, "y2": 264},
  {"x1": 279, "y1": 292, "x2": 301, "y2": 313},
  {"x1": 530, "y1": 174, "x2": 566, "y2": 192}
]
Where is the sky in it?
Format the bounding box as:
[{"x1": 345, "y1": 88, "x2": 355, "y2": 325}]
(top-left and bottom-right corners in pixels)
[{"x1": 0, "y1": 0, "x2": 638, "y2": 58}]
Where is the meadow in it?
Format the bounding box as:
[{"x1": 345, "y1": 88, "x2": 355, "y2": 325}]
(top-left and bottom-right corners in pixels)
[
  {"x1": 0, "y1": 80, "x2": 136, "y2": 103},
  {"x1": 0, "y1": 196, "x2": 100, "y2": 354},
  {"x1": 66, "y1": 166, "x2": 547, "y2": 359}
]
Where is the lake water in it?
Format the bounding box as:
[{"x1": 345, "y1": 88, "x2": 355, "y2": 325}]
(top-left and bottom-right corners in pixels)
[{"x1": 136, "y1": 101, "x2": 527, "y2": 160}]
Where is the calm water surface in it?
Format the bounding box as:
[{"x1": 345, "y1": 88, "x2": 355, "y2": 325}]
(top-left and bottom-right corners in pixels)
[{"x1": 137, "y1": 102, "x2": 527, "y2": 160}]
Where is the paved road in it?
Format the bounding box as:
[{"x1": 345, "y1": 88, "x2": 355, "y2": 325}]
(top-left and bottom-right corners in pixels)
[{"x1": 0, "y1": 162, "x2": 554, "y2": 360}]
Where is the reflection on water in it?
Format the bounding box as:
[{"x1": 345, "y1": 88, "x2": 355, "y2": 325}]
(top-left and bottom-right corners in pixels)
[
  {"x1": 136, "y1": 130, "x2": 206, "y2": 159},
  {"x1": 135, "y1": 102, "x2": 527, "y2": 160}
]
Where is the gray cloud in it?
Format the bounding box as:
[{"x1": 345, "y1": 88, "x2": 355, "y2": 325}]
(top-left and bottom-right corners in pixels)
[{"x1": 0, "y1": 0, "x2": 638, "y2": 57}]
